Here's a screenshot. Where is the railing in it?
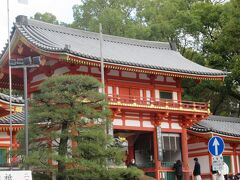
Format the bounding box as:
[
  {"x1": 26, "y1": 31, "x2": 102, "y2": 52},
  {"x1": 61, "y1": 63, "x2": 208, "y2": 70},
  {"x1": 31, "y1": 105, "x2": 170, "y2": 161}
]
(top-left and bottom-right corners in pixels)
[
  {"x1": 107, "y1": 95, "x2": 209, "y2": 112},
  {"x1": 161, "y1": 162, "x2": 174, "y2": 168}
]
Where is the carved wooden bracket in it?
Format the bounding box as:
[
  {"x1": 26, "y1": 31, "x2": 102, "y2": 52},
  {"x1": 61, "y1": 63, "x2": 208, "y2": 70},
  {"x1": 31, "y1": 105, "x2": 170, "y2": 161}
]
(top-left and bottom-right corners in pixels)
[
  {"x1": 151, "y1": 112, "x2": 167, "y2": 127},
  {"x1": 46, "y1": 66, "x2": 54, "y2": 77},
  {"x1": 111, "y1": 108, "x2": 121, "y2": 119},
  {"x1": 40, "y1": 55, "x2": 47, "y2": 66},
  {"x1": 0, "y1": 67, "x2": 4, "y2": 80},
  {"x1": 147, "y1": 74, "x2": 156, "y2": 83},
  {"x1": 180, "y1": 114, "x2": 207, "y2": 128},
  {"x1": 17, "y1": 42, "x2": 24, "y2": 55},
  {"x1": 230, "y1": 143, "x2": 237, "y2": 149},
  {"x1": 69, "y1": 64, "x2": 80, "y2": 73}
]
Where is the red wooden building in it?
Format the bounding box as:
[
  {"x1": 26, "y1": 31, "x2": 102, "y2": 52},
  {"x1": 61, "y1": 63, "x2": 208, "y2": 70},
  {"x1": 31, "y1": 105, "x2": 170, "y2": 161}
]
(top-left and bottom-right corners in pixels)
[
  {"x1": 0, "y1": 15, "x2": 235, "y2": 179},
  {"x1": 188, "y1": 116, "x2": 240, "y2": 180},
  {"x1": 0, "y1": 93, "x2": 23, "y2": 166}
]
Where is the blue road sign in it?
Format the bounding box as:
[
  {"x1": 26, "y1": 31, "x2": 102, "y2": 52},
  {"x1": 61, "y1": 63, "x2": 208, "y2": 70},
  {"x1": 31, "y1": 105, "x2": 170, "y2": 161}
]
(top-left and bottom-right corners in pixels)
[{"x1": 208, "y1": 136, "x2": 225, "y2": 156}]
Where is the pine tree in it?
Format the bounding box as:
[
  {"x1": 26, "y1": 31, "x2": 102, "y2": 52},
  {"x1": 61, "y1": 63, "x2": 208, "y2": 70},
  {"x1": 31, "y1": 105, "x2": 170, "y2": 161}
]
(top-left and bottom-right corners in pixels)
[{"x1": 17, "y1": 75, "x2": 143, "y2": 180}]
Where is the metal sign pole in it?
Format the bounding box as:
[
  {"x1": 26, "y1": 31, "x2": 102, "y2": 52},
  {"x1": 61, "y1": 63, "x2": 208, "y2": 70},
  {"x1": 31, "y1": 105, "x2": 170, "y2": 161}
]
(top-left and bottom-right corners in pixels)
[
  {"x1": 99, "y1": 23, "x2": 105, "y2": 95},
  {"x1": 23, "y1": 66, "x2": 28, "y2": 157},
  {"x1": 7, "y1": 0, "x2": 13, "y2": 170}
]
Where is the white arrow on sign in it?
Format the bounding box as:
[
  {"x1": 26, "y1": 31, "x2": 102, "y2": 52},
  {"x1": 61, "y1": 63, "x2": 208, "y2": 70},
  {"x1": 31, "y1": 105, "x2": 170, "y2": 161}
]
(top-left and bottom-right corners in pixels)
[{"x1": 213, "y1": 138, "x2": 220, "y2": 155}]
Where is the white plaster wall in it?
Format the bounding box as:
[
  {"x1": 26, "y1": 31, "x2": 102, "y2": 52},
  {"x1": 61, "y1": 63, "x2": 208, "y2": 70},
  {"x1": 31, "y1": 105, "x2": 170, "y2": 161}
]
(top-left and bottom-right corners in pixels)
[
  {"x1": 173, "y1": 92, "x2": 178, "y2": 101},
  {"x1": 189, "y1": 156, "x2": 209, "y2": 174},
  {"x1": 46, "y1": 60, "x2": 58, "y2": 66},
  {"x1": 224, "y1": 143, "x2": 231, "y2": 149},
  {"x1": 155, "y1": 89, "x2": 160, "y2": 99},
  {"x1": 188, "y1": 142, "x2": 207, "y2": 150},
  {"x1": 139, "y1": 73, "x2": 149, "y2": 80},
  {"x1": 156, "y1": 76, "x2": 164, "y2": 81},
  {"x1": 113, "y1": 119, "x2": 123, "y2": 126},
  {"x1": 121, "y1": 71, "x2": 137, "y2": 78},
  {"x1": 77, "y1": 66, "x2": 88, "y2": 72},
  {"x1": 54, "y1": 67, "x2": 70, "y2": 75},
  {"x1": 125, "y1": 120, "x2": 140, "y2": 127},
  {"x1": 107, "y1": 86, "x2": 113, "y2": 96},
  {"x1": 0, "y1": 132, "x2": 8, "y2": 138},
  {"x1": 108, "y1": 70, "x2": 119, "y2": 76},
  {"x1": 31, "y1": 74, "x2": 48, "y2": 83},
  {"x1": 142, "y1": 121, "x2": 154, "y2": 128},
  {"x1": 171, "y1": 123, "x2": 181, "y2": 129},
  {"x1": 161, "y1": 122, "x2": 169, "y2": 128},
  {"x1": 166, "y1": 77, "x2": 176, "y2": 83},
  {"x1": 91, "y1": 67, "x2": 101, "y2": 74},
  {"x1": 0, "y1": 141, "x2": 10, "y2": 144}
]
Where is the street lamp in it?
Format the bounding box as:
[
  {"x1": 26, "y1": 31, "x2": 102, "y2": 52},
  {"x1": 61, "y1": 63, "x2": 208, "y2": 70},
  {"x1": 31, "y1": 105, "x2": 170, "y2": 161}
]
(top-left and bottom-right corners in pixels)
[{"x1": 10, "y1": 56, "x2": 41, "y2": 158}]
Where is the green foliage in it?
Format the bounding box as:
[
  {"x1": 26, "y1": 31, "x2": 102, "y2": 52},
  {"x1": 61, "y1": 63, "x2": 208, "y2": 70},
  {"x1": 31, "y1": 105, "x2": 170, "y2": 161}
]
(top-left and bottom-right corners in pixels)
[
  {"x1": 32, "y1": 12, "x2": 59, "y2": 24},
  {"x1": 71, "y1": 0, "x2": 240, "y2": 116},
  {"x1": 72, "y1": 0, "x2": 150, "y2": 39},
  {"x1": 0, "y1": 88, "x2": 23, "y2": 97},
  {"x1": 17, "y1": 75, "x2": 142, "y2": 180},
  {"x1": 107, "y1": 167, "x2": 143, "y2": 180},
  {"x1": 31, "y1": 1, "x2": 240, "y2": 116}
]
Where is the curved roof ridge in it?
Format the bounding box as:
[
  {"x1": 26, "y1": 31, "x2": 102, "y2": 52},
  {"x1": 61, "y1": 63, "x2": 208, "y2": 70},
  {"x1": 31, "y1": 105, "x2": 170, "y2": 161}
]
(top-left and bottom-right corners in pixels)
[
  {"x1": 207, "y1": 115, "x2": 240, "y2": 123},
  {"x1": 17, "y1": 25, "x2": 61, "y2": 50},
  {"x1": 27, "y1": 18, "x2": 171, "y2": 50},
  {"x1": 0, "y1": 92, "x2": 24, "y2": 105},
  {"x1": 0, "y1": 15, "x2": 228, "y2": 79},
  {"x1": 189, "y1": 115, "x2": 240, "y2": 137},
  {"x1": 0, "y1": 112, "x2": 24, "y2": 124}
]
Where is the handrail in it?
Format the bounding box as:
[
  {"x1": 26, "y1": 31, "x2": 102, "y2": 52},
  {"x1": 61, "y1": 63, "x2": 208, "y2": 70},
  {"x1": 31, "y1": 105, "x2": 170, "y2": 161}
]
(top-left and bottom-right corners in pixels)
[{"x1": 107, "y1": 94, "x2": 208, "y2": 111}]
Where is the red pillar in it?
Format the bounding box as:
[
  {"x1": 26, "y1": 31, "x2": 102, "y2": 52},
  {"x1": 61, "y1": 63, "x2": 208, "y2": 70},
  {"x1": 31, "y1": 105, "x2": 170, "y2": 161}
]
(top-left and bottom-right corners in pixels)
[
  {"x1": 12, "y1": 131, "x2": 17, "y2": 148},
  {"x1": 232, "y1": 144, "x2": 238, "y2": 174},
  {"x1": 209, "y1": 153, "x2": 213, "y2": 180},
  {"x1": 182, "y1": 128, "x2": 190, "y2": 180},
  {"x1": 127, "y1": 136, "x2": 135, "y2": 165},
  {"x1": 153, "y1": 128, "x2": 161, "y2": 180}
]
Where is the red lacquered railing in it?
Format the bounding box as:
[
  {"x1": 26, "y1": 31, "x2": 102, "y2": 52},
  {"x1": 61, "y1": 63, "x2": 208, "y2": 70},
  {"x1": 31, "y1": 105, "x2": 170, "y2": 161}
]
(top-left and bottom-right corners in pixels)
[{"x1": 107, "y1": 95, "x2": 209, "y2": 112}]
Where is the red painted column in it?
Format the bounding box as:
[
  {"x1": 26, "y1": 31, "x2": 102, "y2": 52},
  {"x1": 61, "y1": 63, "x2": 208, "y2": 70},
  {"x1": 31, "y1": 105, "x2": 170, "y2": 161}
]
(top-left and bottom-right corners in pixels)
[
  {"x1": 127, "y1": 136, "x2": 135, "y2": 165},
  {"x1": 12, "y1": 132, "x2": 17, "y2": 148},
  {"x1": 232, "y1": 144, "x2": 238, "y2": 174},
  {"x1": 209, "y1": 153, "x2": 213, "y2": 180},
  {"x1": 153, "y1": 128, "x2": 161, "y2": 180},
  {"x1": 182, "y1": 128, "x2": 190, "y2": 180}
]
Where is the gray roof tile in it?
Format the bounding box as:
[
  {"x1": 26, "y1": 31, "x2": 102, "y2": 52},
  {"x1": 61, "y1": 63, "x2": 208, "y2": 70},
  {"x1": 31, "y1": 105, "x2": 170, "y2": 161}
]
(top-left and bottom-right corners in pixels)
[
  {"x1": 0, "y1": 93, "x2": 24, "y2": 105},
  {"x1": 189, "y1": 115, "x2": 240, "y2": 137},
  {"x1": 0, "y1": 15, "x2": 228, "y2": 77},
  {"x1": 0, "y1": 112, "x2": 24, "y2": 124}
]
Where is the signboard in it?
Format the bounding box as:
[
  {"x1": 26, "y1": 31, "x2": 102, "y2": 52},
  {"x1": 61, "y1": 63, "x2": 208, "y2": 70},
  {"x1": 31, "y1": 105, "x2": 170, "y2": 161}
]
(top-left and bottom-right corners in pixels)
[
  {"x1": 208, "y1": 136, "x2": 225, "y2": 156},
  {"x1": 0, "y1": 171, "x2": 32, "y2": 180},
  {"x1": 156, "y1": 126, "x2": 163, "y2": 161},
  {"x1": 212, "y1": 155, "x2": 224, "y2": 171}
]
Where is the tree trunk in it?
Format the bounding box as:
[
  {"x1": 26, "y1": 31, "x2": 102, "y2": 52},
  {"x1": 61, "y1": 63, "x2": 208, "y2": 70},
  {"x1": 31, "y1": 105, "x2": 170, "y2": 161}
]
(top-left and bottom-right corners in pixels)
[{"x1": 57, "y1": 121, "x2": 69, "y2": 180}]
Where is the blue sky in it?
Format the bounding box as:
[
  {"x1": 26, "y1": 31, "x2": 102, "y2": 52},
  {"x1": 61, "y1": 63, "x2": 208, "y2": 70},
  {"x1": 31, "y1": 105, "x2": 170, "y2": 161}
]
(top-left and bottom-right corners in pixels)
[{"x1": 0, "y1": 0, "x2": 80, "y2": 51}]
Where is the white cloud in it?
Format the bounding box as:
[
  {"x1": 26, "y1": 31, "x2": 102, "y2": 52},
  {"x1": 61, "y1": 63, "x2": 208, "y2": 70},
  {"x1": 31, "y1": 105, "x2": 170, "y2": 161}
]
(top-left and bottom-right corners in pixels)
[{"x1": 0, "y1": 0, "x2": 80, "y2": 52}]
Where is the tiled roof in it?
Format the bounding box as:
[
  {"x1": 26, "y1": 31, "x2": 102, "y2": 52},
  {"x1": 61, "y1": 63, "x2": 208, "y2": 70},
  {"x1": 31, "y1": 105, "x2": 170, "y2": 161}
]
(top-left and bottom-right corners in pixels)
[
  {"x1": 0, "y1": 93, "x2": 24, "y2": 105},
  {"x1": 1, "y1": 15, "x2": 228, "y2": 78},
  {"x1": 0, "y1": 112, "x2": 24, "y2": 124},
  {"x1": 189, "y1": 115, "x2": 240, "y2": 137}
]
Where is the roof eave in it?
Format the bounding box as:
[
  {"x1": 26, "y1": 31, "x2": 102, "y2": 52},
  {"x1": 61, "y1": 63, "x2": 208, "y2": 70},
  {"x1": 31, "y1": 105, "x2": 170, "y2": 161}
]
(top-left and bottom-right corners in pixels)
[{"x1": 1, "y1": 24, "x2": 228, "y2": 81}]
